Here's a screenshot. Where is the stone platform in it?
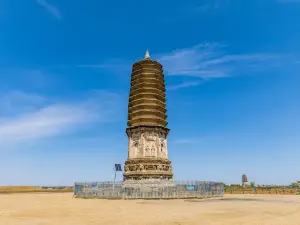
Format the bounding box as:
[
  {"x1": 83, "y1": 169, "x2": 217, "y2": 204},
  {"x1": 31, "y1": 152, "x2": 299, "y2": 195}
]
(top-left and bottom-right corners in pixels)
[{"x1": 122, "y1": 178, "x2": 175, "y2": 192}]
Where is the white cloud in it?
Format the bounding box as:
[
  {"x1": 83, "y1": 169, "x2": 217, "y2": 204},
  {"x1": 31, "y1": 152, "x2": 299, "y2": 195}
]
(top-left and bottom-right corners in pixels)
[
  {"x1": 157, "y1": 43, "x2": 281, "y2": 78},
  {"x1": 0, "y1": 104, "x2": 87, "y2": 141},
  {"x1": 0, "y1": 90, "x2": 121, "y2": 146},
  {"x1": 36, "y1": 0, "x2": 61, "y2": 20}
]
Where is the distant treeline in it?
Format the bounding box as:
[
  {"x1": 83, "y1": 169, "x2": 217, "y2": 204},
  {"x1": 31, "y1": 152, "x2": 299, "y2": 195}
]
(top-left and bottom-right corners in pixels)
[
  {"x1": 223, "y1": 184, "x2": 299, "y2": 195},
  {"x1": 0, "y1": 186, "x2": 74, "y2": 194},
  {"x1": 40, "y1": 186, "x2": 73, "y2": 189}
]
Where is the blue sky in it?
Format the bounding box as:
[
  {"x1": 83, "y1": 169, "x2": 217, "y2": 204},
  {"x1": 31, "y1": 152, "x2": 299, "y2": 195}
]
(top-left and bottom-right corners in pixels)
[{"x1": 0, "y1": 0, "x2": 299, "y2": 186}]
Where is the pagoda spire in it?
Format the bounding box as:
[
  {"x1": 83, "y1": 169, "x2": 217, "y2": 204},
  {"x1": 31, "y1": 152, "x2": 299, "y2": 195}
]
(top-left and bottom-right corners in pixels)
[{"x1": 144, "y1": 49, "x2": 150, "y2": 59}]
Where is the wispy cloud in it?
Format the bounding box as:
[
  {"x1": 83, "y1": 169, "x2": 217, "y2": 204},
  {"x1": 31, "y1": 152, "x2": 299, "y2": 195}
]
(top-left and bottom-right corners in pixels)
[
  {"x1": 0, "y1": 90, "x2": 121, "y2": 146},
  {"x1": 155, "y1": 42, "x2": 283, "y2": 90},
  {"x1": 169, "y1": 135, "x2": 223, "y2": 145},
  {"x1": 36, "y1": 0, "x2": 61, "y2": 20},
  {"x1": 76, "y1": 65, "x2": 110, "y2": 69},
  {"x1": 75, "y1": 59, "x2": 132, "y2": 76},
  {"x1": 0, "y1": 91, "x2": 45, "y2": 116},
  {"x1": 75, "y1": 43, "x2": 283, "y2": 79},
  {"x1": 167, "y1": 80, "x2": 204, "y2": 91},
  {"x1": 72, "y1": 42, "x2": 285, "y2": 90},
  {"x1": 157, "y1": 43, "x2": 281, "y2": 78},
  {"x1": 169, "y1": 138, "x2": 203, "y2": 144}
]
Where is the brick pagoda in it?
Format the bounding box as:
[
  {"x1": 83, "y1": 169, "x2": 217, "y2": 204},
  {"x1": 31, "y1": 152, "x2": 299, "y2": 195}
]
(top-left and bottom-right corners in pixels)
[{"x1": 123, "y1": 50, "x2": 174, "y2": 181}]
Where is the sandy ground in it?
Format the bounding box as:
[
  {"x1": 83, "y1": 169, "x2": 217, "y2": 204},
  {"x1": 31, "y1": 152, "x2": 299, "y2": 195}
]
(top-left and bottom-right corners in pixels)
[{"x1": 0, "y1": 193, "x2": 300, "y2": 225}]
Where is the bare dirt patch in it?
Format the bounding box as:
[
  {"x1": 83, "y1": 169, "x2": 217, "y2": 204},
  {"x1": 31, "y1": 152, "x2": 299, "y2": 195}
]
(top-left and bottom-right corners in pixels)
[{"x1": 0, "y1": 193, "x2": 299, "y2": 225}]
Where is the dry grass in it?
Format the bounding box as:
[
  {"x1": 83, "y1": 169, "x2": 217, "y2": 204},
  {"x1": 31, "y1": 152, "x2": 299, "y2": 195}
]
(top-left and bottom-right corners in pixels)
[
  {"x1": 0, "y1": 193, "x2": 300, "y2": 225},
  {"x1": 225, "y1": 188, "x2": 298, "y2": 195},
  {"x1": 0, "y1": 186, "x2": 73, "y2": 194}
]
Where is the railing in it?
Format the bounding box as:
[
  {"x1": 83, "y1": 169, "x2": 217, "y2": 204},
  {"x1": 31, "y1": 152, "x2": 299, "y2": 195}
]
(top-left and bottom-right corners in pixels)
[{"x1": 74, "y1": 180, "x2": 224, "y2": 199}]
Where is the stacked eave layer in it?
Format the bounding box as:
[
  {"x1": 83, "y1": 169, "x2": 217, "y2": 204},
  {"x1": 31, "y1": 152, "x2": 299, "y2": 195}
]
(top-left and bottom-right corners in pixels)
[{"x1": 127, "y1": 59, "x2": 168, "y2": 128}]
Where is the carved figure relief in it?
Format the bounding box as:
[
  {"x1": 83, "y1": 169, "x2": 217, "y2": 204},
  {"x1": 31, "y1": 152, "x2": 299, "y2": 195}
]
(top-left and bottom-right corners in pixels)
[
  {"x1": 159, "y1": 142, "x2": 165, "y2": 157},
  {"x1": 151, "y1": 146, "x2": 156, "y2": 157},
  {"x1": 143, "y1": 132, "x2": 158, "y2": 142},
  {"x1": 157, "y1": 137, "x2": 167, "y2": 158},
  {"x1": 132, "y1": 132, "x2": 140, "y2": 141},
  {"x1": 128, "y1": 131, "x2": 144, "y2": 158},
  {"x1": 138, "y1": 164, "x2": 144, "y2": 171},
  {"x1": 142, "y1": 131, "x2": 161, "y2": 158},
  {"x1": 145, "y1": 146, "x2": 151, "y2": 157},
  {"x1": 157, "y1": 164, "x2": 162, "y2": 171},
  {"x1": 133, "y1": 141, "x2": 139, "y2": 157}
]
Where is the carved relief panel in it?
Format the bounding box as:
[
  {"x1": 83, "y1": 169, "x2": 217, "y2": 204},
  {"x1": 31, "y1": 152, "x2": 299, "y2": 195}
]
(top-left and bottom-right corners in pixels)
[
  {"x1": 159, "y1": 136, "x2": 168, "y2": 158},
  {"x1": 128, "y1": 128, "x2": 169, "y2": 159},
  {"x1": 142, "y1": 131, "x2": 159, "y2": 157},
  {"x1": 128, "y1": 131, "x2": 143, "y2": 158}
]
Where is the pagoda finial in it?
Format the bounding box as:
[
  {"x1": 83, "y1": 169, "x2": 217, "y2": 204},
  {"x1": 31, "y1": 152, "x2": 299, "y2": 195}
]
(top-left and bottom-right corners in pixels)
[{"x1": 144, "y1": 49, "x2": 150, "y2": 59}]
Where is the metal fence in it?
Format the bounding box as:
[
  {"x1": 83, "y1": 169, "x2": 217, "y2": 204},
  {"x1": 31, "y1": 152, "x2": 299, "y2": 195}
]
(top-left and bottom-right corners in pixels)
[{"x1": 74, "y1": 180, "x2": 224, "y2": 199}]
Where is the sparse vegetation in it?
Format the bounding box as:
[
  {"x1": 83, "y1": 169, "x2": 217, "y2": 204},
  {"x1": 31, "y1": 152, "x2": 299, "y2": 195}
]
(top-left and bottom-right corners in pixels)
[
  {"x1": 290, "y1": 183, "x2": 298, "y2": 188},
  {"x1": 224, "y1": 184, "x2": 298, "y2": 195},
  {"x1": 0, "y1": 186, "x2": 73, "y2": 194}
]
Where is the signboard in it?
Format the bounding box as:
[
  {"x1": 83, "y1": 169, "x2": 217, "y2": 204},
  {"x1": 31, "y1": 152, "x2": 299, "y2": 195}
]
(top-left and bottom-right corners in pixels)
[
  {"x1": 115, "y1": 164, "x2": 122, "y2": 171},
  {"x1": 185, "y1": 185, "x2": 198, "y2": 191}
]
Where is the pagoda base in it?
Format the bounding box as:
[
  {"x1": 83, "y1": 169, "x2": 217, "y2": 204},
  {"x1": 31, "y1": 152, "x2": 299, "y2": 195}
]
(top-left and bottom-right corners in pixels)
[{"x1": 122, "y1": 178, "x2": 175, "y2": 192}]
